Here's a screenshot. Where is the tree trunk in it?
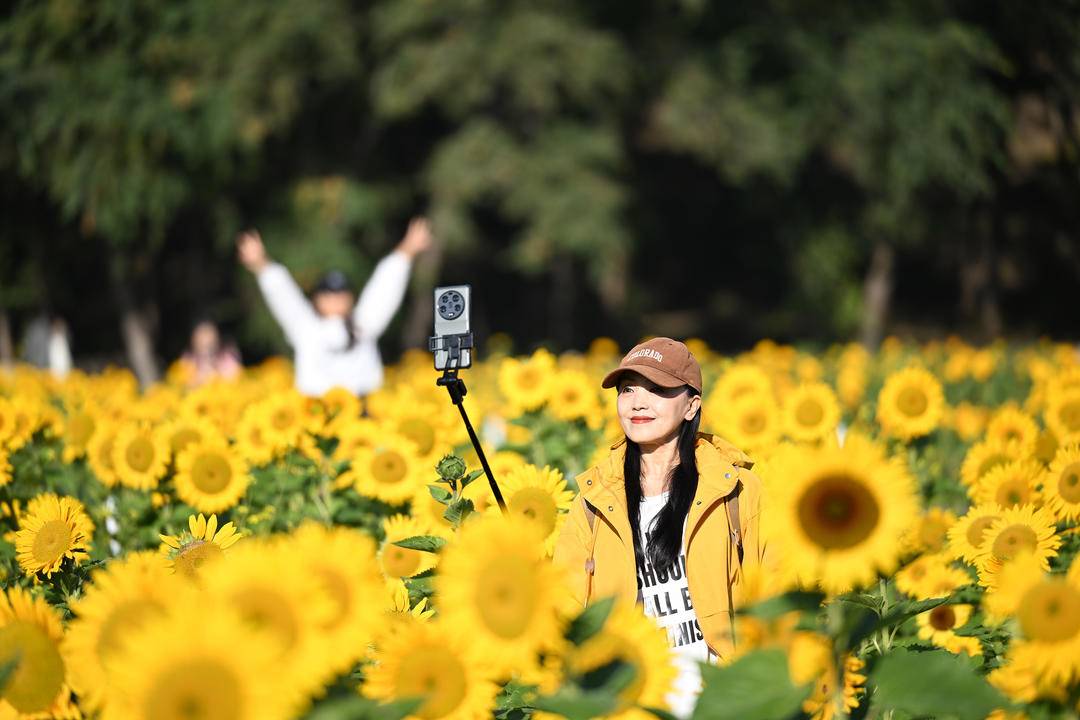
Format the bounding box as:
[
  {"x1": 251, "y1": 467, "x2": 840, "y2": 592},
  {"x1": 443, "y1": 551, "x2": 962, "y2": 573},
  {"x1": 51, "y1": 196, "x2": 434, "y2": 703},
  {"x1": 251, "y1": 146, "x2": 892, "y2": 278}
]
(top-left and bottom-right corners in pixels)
[
  {"x1": 401, "y1": 241, "x2": 444, "y2": 352},
  {"x1": 0, "y1": 310, "x2": 13, "y2": 368},
  {"x1": 120, "y1": 304, "x2": 159, "y2": 387},
  {"x1": 859, "y1": 240, "x2": 894, "y2": 349},
  {"x1": 958, "y1": 229, "x2": 1002, "y2": 342}
]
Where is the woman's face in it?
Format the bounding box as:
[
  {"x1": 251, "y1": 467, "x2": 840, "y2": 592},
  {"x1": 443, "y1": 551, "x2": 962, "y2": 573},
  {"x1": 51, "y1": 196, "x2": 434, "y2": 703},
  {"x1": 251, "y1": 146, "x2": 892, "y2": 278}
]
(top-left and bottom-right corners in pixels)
[
  {"x1": 616, "y1": 371, "x2": 700, "y2": 448},
  {"x1": 314, "y1": 290, "x2": 355, "y2": 318}
]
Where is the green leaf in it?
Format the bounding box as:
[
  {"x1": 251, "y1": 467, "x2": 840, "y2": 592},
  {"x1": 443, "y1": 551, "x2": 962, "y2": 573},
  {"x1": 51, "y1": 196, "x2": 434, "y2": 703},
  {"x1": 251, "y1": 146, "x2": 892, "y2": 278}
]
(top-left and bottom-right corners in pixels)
[
  {"x1": 868, "y1": 648, "x2": 1009, "y2": 720},
  {"x1": 392, "y1": 535, "x2": 447, "y2": 553},
  {"x1": 738, "y1": 591, "x2": 825, "y2": 620},
  {"x1": 460, "y1": 468, "x2": 485, "y2": 488},
  {"x1": 304, "y1": 695, "x2": 425, "y2": 720},
  {"x1": 641, "y1": 705, "x2": 680, "y2": 720},
  {"x1": 565, "y1": 596, "x2": 615, "y2": 646},
  {"x1": 530, "y1": 687, "x2": 619, "y2": 720},
  {"x1": 691, "y1": 649, "x2": 811, "y2": 720},
  {"x1": 427, "y1": 485, "x2": 453, "y2": 503},
  {"x1": 839, "y1": 593, "x2": 883, "y2": 613},
  {"x1": 442, "y1": 498, "x2": 475, "y2": 525}
]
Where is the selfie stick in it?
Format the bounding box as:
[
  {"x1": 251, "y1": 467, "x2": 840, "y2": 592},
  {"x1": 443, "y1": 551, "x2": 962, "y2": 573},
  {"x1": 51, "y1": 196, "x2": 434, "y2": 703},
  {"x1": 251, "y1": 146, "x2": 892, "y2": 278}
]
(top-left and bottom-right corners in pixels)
[{"x1": 428, "y1": 332, "x2": 508, "y2": 513}]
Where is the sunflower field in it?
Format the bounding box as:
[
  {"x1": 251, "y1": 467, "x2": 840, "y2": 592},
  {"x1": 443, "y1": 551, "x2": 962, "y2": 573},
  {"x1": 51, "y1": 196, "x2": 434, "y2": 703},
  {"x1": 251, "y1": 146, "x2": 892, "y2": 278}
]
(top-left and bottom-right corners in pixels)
[{"x1": 1, "y1": 337, "x2": 1080, "y2": 720}]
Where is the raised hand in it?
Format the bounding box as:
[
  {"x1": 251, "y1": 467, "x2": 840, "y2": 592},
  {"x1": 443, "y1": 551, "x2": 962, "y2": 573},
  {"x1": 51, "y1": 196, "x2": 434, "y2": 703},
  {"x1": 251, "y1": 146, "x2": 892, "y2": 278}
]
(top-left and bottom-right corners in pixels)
[
  {"x1": 396, "y1": 216, "x2": 434, "y2": 259},
  {"x1": 236, "y1": 229, "x2": 269, "y2": 272}
]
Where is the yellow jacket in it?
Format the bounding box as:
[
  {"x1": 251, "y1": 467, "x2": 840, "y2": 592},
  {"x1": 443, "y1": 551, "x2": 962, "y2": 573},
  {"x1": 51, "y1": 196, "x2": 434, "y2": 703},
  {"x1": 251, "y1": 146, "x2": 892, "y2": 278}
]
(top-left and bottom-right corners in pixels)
[{"x1": 551, "y1": 432, "x2": 766, "y2": 659}]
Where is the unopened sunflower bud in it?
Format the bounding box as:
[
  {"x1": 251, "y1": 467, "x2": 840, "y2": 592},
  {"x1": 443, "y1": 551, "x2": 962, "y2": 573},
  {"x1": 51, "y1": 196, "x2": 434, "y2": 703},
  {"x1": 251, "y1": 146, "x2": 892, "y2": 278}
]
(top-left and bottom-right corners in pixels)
[{"x1": 436, "y1": 454, "x2": 467, "y2": 483}]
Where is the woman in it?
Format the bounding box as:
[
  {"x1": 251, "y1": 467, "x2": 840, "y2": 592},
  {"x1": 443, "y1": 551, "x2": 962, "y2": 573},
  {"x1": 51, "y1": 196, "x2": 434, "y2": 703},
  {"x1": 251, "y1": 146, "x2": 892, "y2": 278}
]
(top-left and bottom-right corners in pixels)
[
  {"x1": 552, "y1": 337, "x2": 766, "y2": 719},
  {"x1": 236, "y1": 217, "x2": 432, "y2": 397},
  {"x1": 176, "y1": 319, "x2": 242, "y2": 388}
]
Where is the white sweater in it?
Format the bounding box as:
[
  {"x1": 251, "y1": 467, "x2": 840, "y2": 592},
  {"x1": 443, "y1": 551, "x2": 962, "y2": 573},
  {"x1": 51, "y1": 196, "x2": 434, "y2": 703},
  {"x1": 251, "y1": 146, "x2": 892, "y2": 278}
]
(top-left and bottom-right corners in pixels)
[{"x1": 255, "y1": 251, "x2": 412, "y2": 396}]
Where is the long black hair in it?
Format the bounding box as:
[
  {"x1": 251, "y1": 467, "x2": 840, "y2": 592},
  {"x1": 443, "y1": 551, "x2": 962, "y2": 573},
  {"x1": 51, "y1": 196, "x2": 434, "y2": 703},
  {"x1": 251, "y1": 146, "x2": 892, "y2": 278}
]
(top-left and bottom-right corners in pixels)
[{"x1": 624, "y1": 387, "x2": 702, "y2": 573}]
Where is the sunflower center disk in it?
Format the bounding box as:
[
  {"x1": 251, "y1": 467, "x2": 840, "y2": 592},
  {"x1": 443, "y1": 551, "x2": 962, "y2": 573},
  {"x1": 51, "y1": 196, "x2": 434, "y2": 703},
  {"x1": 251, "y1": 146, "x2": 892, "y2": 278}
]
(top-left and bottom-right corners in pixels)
[
  {"x1": 398, "y1": 418, "x2": 436, "y2": 456},
  {"x1": 0, "y1": 621, "x2": 65, "y2": 713},
  {"x1": 32, "y1": 519, "x2": 73, "y2": 566},
  {"x1": 965, "y1": 516, "x2": 999, "y2": 550},
  {"x1": 897, "y1": 387, "x2": 929, "y2": 417},
  {"x1": 233, "y1": 588, "x2": 300, "y2": 654},
  {"x1": 174, "y1": 541, "x2": 224, "y2": 578},
  {"x1": 396, "y1": 646, "x2": 466, "y2": 719},
  {"x1": 509, "y1": 488, "x2": 558, "y2": 537},
  {"x1": 95, "y1": 599, "x2": 164, "y2": 663},
  {"x1": 1059, "y1": 462, "x2": 1080, "y2": 503},
  {"x1": 147, "y1": 659, "x2": 241, "y2": 720},
  {"x1": 991, "y1": 524, "x2": 1039, "y2": 562},
  {"x1": 796, "y1": 400, "x2": 824, "y2": 427},
  {"x1": 476, "y1": 557, "x2": 539, "y2": 639},
  {"x1": 68, "y1": 414, "x2": 95, "y2": 445},
  {"x1": 797, "y1": 475, "x2": 881, "y2": 550},
  {"x1": 373, "y1": 451, "x2": 407, "y2": 484},
  {"x1": 928, "y1": 605, "x2": 957, "y2": 632},
  {"x1": 126, "y1": 437, "x2": 155, "y2": 472},
  {"x1": 192, "y1": 454, "x2": 231, "y2": 493},
  {"x1": 382, "y1": 546, "x2": 421, "y2": 577},
  {"x1": 1059, "y1": 401, "x2": 1080, "y2": 432},
  {"x1": 741, "y1": 411, "x2": 766, "y2": 434},
  {"x1": 1018, "y1": 580, "x2": 1080, "y2": 642}
]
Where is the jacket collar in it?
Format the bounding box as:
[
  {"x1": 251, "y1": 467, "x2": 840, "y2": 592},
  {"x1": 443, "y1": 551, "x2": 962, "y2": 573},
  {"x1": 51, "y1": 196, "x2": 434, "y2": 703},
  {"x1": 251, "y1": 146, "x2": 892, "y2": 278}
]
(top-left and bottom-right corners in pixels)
[{"x1": 579, "y1": 432, "x2": 750, "y2": 513}]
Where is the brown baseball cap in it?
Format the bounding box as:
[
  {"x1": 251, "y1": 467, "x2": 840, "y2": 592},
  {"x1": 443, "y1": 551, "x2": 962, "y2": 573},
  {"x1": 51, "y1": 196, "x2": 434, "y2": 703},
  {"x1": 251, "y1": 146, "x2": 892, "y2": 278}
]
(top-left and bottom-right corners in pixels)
[{"x1": 601, "y1": 337, "x2": 703, "y2": 394}]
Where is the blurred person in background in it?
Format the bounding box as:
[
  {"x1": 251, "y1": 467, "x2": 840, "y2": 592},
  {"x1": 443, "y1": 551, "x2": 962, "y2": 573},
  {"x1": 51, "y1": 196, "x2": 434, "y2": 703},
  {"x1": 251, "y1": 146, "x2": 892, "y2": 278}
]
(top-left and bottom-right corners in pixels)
[
  {"x1": 177, "y1": 318, "x2": 242, "y2": 388},
  {"x1": 21, "y1": 313, "x2": 72, "y2": 379},
  {"x1": 236, "y1": 217, "x2": 433, "y2": 399}
]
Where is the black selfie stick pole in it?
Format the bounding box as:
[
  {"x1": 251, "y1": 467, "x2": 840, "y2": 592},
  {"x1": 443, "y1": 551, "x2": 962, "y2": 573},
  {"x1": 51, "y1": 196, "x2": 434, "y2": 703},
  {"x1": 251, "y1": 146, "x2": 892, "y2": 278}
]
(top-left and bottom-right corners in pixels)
[{"x1": 431, "y1": 333, "x2": 507, "y2": 513}]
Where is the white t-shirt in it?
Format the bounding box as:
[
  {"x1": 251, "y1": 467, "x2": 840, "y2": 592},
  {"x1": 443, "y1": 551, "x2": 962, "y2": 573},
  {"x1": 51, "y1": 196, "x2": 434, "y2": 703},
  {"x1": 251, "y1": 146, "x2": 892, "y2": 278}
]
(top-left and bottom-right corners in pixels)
[
  {"x1": 637, "y1": 490, "x2": 710, "y2": 719},
  {"x1": 255, "y1": 252, "x2": 412, "y2": 396}
]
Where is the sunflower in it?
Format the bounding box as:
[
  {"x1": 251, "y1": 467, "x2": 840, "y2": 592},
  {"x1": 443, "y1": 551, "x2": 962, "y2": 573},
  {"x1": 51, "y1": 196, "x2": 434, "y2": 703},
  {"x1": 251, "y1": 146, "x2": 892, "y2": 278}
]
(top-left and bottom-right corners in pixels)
[
  {"x1": 111, "y1": 423, "x2": 170, "y2": 490},
  {"x1": 788, "y1": 632, "x2": 866, "y2": 720},
  {"x1": 174, "y1": 440, "x2": 249, "y2": 513},
  {"x1": 960, "y1": 439, "x2": 1020, "y2": 489},
  {"x1": 875, "y1": 366, "x2": 945, "y2": 440},
  {"x1": 548, "y1": 370, "x2": 603, "y2": 424},
  {"x1": 974, "y1": 505, "x2": 1061, "y2": 589},
  {"x1": 564, "y1": 599, "x2": 678, "y2": 718},
  {"x1": 984, "y1": 555, "x2": 1080, "y2": 685},
  {"x1": 199, "y1": 539, "x2": 336, "y2": 702},
  {"x1": 972, "y1": 459, "x2": 1044, "y2": 509},
  {"x1": 719, "y1": 393, "x2": 782, "y2": 453},
  {"x1": 256, "y1": 390, "x2": 307, "y2": 449},
  {"x1": 86, "y1": 419, "x2": 121, "y2": 487},
  {"x1": 1044, "y1": 387, "x2": 1080, "y2": 446},
  {"x1": 101, "y1": 600, "x2": 291, "y2": 720},
  {"x1": 14, "y1": 493, "x2": 92, "y2": 578},
  {"x1": 391, "y1": 410, "x2": 454, "y2": 468},
  {"x1": 343, "y1": 435, "x2": 426, "y2": 505},
  {"x1": 234, "y1": 410, "x2": 279, "y2": 467},
  {"x1": 781, "y1": 382, "x2": 841, "y2": 443},
  {"x1": 436, "y1": 514, "x2": 567, "y2": 677},
  {"x1": 64, "y1": 551, "x2": 182, "y2": 712},
  {"x1": 161, "y1": 414, "x2": 218, "y2": 461},
  {"x1": 485, "y1": 464, "x2": 575, "y2": 556},
  {"x1": 159, "y1": 513, "x2": 243, "y2": 579},
  {"x1": 0, "y1": 447, "x2": 10, "y2": 488},
  {"x1": 946, "y1": 503, "x2": 1004, "y2": 563},
  {"x1": 916, "y1": 603, "x2": 982, "y2": 657},
  {"x1": 948, "y1": 402, "x2": 989, "y2": 441},
  {"x1": 379, "y1": 514, "x2": 442, "y2": 579},
  {"x1": 894, "y1": 553, "x2": 964, "y2": 599},
  {"x1": 0, "y1": 397, "x2": 15, "y2": 447},
  {"x1": 985, "y1": 406, "x2": 1040, "y2": 457},
  {"x1": 497, "y1": 350, "x2": 556, "y2": 414},
  {"x1": 363, "y1": 618, "x2": 500, "y2": 720},
  {"x1": 900, "y1": 507, "x2": 958, "y2": 555},
  {"x1": 60, "y1": 404, "x2": 98, "y2": 462},
  {"x1": 330, "y1": 417, "x2": 381, "y2": 463},
  {"x1": 987, "y1": 658, "x2": 1069, "y2": 706},
  {"x1": 762, "y1": 434, "x2": 919, "y2": 594},
  {"x1": 1043, "y1": 444, "x2": 1080, "y2": 523},
  {"x1": 288, "y1": 522, "x2": 384, "y2": 677},
  {"x1": 0, "y1": 587, "x2": 79, "y2": 718}
]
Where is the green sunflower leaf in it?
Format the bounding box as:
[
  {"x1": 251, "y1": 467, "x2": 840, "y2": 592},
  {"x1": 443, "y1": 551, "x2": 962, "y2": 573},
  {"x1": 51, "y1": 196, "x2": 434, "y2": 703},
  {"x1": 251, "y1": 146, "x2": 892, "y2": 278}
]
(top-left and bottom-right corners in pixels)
[
  {"x1": 691, "y1": 649, "x2": 811, "y2": 720},
  {"x1": 738, "y1": 590, "x2": 826, "y2": 619},
  {"x1": 427, "y1": 484, "x2": 453, "y2": 504},
  {"x1": 565, "y1": 595, "x2": 615, "y2": 645},
  {"x1": 868, "y1": 648, "x2": 1009, "y2": 720},
  {"x1": 392, "y1": 535, "x2": 447, "y2": 553}
]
